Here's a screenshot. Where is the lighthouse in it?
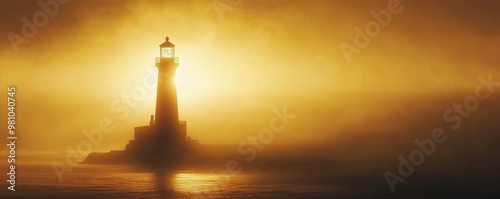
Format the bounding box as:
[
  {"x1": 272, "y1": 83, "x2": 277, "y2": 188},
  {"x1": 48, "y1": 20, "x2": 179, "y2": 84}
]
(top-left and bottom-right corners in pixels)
[
  {"x1": 155, "y1": 37, "x2": 180, "y2": 140},
  {"x1": 84, "y1": 37, "x2": 196, "y2": 166},
  {"x1": 123, "y1": 37, "x2": 188, "y2": 166}
]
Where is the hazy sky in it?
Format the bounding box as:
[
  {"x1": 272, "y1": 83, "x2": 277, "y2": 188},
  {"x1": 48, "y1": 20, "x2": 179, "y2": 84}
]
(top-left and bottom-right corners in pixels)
[{"x1": 0, "y1": 0, "x2": 499, "y2": 156}]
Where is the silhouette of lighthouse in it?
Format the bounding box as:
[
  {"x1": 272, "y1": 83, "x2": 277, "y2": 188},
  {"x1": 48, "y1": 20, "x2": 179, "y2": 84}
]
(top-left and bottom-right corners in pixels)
[
  {"x1": 155, "y1": 37, "x2": 179, "y2": 134},
  {"x1": 154, "y1": 36, "x2": 187, "y2": 164},
  {"x1": 124, "y1": 37, "x2": 189, "y2": 166}
]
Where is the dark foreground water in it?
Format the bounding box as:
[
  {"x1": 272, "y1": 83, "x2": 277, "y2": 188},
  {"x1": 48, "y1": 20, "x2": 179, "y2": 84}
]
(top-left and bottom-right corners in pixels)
[{"x1": 1, "y1": 163, "x2": 499, "y2": 199}]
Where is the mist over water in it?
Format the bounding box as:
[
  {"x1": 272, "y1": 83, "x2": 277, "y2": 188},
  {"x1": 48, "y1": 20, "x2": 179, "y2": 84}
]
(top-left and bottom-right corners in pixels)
[
  {"x1": 1, "y1": 92, "x2": 500, "y2": 198},
  {"x1": 1, "y1": 0, "x2": 500, "y2": 198}
]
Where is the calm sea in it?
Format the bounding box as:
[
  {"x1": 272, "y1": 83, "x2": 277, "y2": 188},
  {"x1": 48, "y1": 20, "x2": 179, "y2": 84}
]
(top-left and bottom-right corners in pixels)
[{"x1": 1, "y1": 163, "x2": 499, "y2": 199}]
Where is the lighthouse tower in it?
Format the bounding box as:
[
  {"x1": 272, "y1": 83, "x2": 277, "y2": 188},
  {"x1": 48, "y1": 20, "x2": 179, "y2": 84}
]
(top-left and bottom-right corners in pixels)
[
  {"x1": 155, "y1": 37, "x2": 180, "y2": 139},
  {"x1": 124, "y1": 37, "x2": 187, "y2": 166},
  {"x1": 154, "y1": 37, "x2": 186, "y2": 163}
]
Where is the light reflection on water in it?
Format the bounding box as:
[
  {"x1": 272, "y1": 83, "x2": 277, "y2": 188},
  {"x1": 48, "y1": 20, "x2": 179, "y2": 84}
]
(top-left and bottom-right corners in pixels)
[
  {"x1": 172, "y1": 172, "x2": 233, "y2": 196},
  {"x1": 2, "y1": 163, "x2": 386, "y2": 199},
  {"x1": 2, "y1": 162, "x2": 498, "y2": 198}
]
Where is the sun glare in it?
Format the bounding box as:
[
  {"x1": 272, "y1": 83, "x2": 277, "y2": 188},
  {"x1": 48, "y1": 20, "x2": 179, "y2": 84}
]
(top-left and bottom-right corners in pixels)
[{"x1": 175, "y1": 69, "x2": 179, "y2": 85}]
